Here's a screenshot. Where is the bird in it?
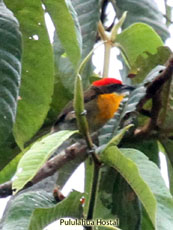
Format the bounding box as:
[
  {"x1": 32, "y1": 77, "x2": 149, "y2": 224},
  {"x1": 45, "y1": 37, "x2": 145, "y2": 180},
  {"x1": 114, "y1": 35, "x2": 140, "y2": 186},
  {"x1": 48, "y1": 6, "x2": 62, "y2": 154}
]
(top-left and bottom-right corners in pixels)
[{"x1": 52, "y1": 78, "x2": 134, "y2": 133}]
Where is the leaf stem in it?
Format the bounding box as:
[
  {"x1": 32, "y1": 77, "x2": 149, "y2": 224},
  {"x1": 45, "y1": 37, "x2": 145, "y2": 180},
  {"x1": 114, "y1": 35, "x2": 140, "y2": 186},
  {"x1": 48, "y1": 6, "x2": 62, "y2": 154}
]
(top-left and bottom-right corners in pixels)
[{"x1": 103, "y1": 41, "x2": 112, "y2": 78}]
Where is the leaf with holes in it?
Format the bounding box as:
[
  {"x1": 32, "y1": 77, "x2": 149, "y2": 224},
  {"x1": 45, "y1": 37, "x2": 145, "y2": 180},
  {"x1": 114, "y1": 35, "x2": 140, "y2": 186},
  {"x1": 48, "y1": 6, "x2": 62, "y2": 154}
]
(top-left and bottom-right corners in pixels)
[
  {"x1": 0, "y1": 2, "x2": 21, "y2": 144},
  {"x1": 116, "y1": 23, "x2": 163, "y2": 70},
  {"x1": 131, "y1": 46, "x2": 171, "y2": 84}
]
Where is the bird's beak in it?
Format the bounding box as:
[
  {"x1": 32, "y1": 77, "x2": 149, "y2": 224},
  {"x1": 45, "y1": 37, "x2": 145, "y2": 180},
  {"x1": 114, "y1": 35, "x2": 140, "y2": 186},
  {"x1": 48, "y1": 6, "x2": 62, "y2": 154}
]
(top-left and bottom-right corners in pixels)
[{"x1": 116, "y1": 84, "x2": 135, "y2": 93}]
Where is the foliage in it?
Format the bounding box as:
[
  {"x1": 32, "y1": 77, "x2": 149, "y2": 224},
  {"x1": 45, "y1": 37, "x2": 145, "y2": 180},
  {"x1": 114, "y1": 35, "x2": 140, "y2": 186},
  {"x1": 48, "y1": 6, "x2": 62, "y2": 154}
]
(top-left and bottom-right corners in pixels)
[{"x1": 0, "y1": 0, "x2": 173, "y2": 230}]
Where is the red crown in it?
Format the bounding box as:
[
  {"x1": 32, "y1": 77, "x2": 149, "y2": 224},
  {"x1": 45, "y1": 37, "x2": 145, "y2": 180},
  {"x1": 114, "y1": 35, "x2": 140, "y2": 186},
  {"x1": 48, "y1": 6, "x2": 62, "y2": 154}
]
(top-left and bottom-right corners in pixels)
[{"x1": 92, "y1": 78, "x2": 122, "y2": 86}]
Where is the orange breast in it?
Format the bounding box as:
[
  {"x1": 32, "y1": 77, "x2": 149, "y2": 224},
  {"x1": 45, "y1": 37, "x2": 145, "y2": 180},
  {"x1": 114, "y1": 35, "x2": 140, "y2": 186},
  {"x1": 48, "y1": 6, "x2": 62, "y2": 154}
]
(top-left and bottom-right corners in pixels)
[{"x1": 96, "y1": 93, "x2": 124, "y2": 123}]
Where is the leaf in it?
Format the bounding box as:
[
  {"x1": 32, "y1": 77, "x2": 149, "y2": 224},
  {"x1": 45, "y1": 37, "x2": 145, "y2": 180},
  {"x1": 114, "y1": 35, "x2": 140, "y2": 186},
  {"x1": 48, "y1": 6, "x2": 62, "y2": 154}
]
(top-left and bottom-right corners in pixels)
[
  {"x1": 29, "y1": 190, "x2": 83, "y2": 230},
  {"x1": 123, "y1": 139, "x2": 160, "y2": 166},
  {"x1": 43, "y1": 0, "x2": 82, "y2": 68},
  {"x1": 116, "y1": 23, "x2": 163, "y2": 69},
  {"x1": 115, "y1": 0, "x2": 170, "y2": 82},
  {"x1": 104, "y1": 124, "x2": 133, "y2": 149},
  {"x1": 115, "y1": 0, "x2": 169, "y2": 41},
  {"x1": 49, "y1": 0, "x2": 99, "y2": 118},
  {"x1": 5, "y1": 0, "x2": 54, "y2": 148},
  {"x1": 1, "y1": 191, "x2": 55, "y2": 230},
  {"x1": 0, "y1": 149, "x2": 23, "y2": 184},
  {"x1": 131, "y1": 46, "x2": 171, "y2": 84},
  {"x1": 160, "y1": 138, "x2": 173, "y2": 194},
  {"x1": 12, "y1": 130, "x2": 78, "y2": 193},
  {"x1": 0, "y1": 142, "x2": 31, "y2": 184},
  {"x1": 101, "y1": 147, "x2": 173, "y2": 230},
  {"x1": 157, "y1": 78, "x2": 173, "y2": 133},
  {"x1": 167, "y1": 156, "x2": 173, "y2": 196},
  {"x1": 92, "y1": 166, "x2": 141, "y2": 230},
  {"x1": 1, "y1": 190, "x2": 82, "y2": 230},
  {"x1": 49, "y1": 33, "x2": 74, "y2": 118},
  {"x1": 72, "y1": 0, "x2": 99, "y2": 87},
  {"x1": 0, "y1": 134, "x2": 19, "y2": 171},
  {"x1": 0, "y1": 1, "x2": 22, "y2": 143},
  {"x1": 141, "y1": 206, "x2": 154, "y2": 230},
  {"x1": 111, "y1": 11, "x2": 127, "y2": 42}
]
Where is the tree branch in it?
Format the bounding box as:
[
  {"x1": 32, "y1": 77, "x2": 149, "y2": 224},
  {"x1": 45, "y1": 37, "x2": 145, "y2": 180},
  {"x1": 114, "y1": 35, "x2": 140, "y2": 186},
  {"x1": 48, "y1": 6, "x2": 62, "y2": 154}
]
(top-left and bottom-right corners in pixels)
[
  {"x1": 137, "y1": 56, "x2": 173, "y2": 110},
  {"x1": 135, "y1": 56, "x2": 173, "y2": 137},
  {"x1": 0, "y1": 141, "x2": 88, "y2": 198}
]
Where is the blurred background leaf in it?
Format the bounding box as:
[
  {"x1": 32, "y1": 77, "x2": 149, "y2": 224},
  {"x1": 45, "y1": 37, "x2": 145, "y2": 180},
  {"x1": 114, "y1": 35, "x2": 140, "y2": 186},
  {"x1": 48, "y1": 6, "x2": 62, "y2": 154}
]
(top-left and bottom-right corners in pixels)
[
  {"x1": 0, "y1": 2, "x2": 21, "y2": 144},
  {"x1": 5, "y1": 0, "x2": 54, "y2": 148}
]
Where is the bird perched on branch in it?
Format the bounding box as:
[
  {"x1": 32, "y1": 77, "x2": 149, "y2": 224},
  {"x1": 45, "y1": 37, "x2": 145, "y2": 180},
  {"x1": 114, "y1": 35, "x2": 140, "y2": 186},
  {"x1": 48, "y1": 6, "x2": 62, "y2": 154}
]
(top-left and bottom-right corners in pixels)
[{"x1": 52, "y1": 78, "x2": 134, "y2": 133}]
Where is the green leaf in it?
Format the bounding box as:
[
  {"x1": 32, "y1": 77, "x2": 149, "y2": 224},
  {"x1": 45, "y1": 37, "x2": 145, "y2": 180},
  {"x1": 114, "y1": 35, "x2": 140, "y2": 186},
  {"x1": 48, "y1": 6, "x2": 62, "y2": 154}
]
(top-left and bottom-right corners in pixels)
[
  {"x1": 0, "y1": 149, "x2": 23, "y2": 184},
  {"x1": 49, "y1": 33, "x2": 73, "y2": 118},
  {"x1": 43, "y1": 0, "x2": 82, "y2": 68},
  {"x1": 160, "y1": 138, "x2": 173, "y2": 194},
  {"x1": 116, "y1": 23, "x2": 163, "y2": 68},
  {"x1": 0, "y1": 2, "x2": 22, "y2": 143},
  {"x1": 93, "y1": 166, "x2": 141, "y2": 230},
  {"x1": 0, "y1": 134, "x2": 19, "y2": 171},
  {"x1": 115, "y1": 0, "x2": 169, "y2": 41},
  {"x1": 157, "y1": 78, "x2": 173, "y2": 134},
  {"x1": 141, "y1": 206, "x2": 154, "y2": 230},
  {"x1": 0, "y1": 143, "x2": 32, "y2": 184},
  {"x1": 123, "y1": 139, "x2": 160, "y2": 166},
  {"x1": 49, "y1": 0, "x2": 99, "y2": 117},
  {"x1": 5, "y1": 0, "x2": 54, "y2": 148},
  {"x1": 72, "y1": 0, "x2": 99, "y2": 87},
  {"x1": 104, "y1": 124, "x2": 133, "y2": 150},
  {"x1": 167, "y1": 156, "x2": 173, "y2": 196},
  {"x1": 29, "y1": 190, "x2": 83, "y2": 230},
  {"x1": 1, "y1": 191, "x2": 56, "y2": 230},
  {"x1": 111, "y1": 11, "x2": 127, "y2": 42},
  {"x1": 12, "y1": 130, "x2": 78, "y2": 193},
  {"x1": 131, "y1": 46, "x2": 171, "y2": 84},
  {"x1": 101, "y1": 147, "x2": 173, "y2": 229}
]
